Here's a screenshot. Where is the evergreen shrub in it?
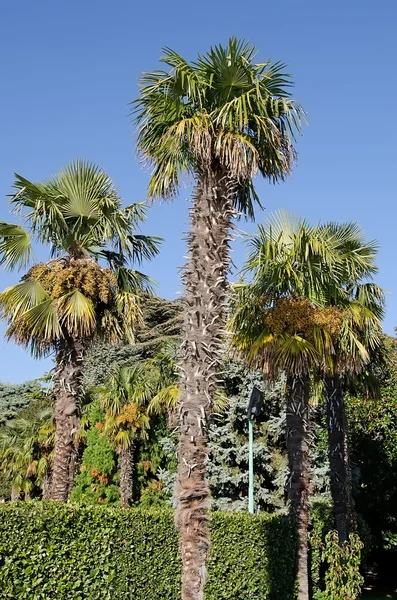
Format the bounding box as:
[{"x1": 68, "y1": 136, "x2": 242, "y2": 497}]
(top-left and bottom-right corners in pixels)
[{"x1": 0, "y1": 502, "x2": 296, "y2": 600}]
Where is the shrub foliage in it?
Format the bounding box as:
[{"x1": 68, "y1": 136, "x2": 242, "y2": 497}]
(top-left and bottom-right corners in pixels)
[{"x1": 0, "y1": 502, "x2": 296, "y2": 600}]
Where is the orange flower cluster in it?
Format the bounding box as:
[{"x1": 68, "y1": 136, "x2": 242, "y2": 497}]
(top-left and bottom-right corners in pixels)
[
  {"x1": 90, "y1": 467, "x2": 109, "y2": 485},
  {"x1": 115, "y1": 404, "x2": 144, "y2": 431}
]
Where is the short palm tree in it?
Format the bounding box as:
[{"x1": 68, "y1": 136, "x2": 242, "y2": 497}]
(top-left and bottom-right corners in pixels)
[
  {"x1": 0, "y1": 160, "x2": 160, "y2": 502},
  {"x1": 92, "y1": 365, "x2": 151, "y2": 507},
  {"x1": 133, "y1": 38, "x2": 304, "y2": 599},
  {"x1": 0, "y1": 406, "x2": 54, "y2": 500},
  {"x1": 229, "y1": 212, "x2": 383, "y2": 599}
]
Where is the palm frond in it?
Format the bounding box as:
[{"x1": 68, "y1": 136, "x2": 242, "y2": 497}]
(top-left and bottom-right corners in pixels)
[
  {"x1": 0, "y1": 222, "x2": 33, "y2": 270},
  {"x1": 14, "y1": 299, "x2": 61, "y2": 344},
  {"x1": 58, "y1": 289, "x2": 96, "y2": 337},
  {"x1": 0, "y1": 280, "x2": 49, "y2": 321}
]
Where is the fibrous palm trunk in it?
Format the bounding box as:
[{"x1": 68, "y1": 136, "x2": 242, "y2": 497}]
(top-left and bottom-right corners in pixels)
[
  {"x1": 119, "y1": 442, "x2": 135, "y2": 508},
  {"x1": 324, "y1": 375, "x2": 355, "y2": 545},
  {"x1": 286, "y1": 375, "x2": 311, "y2": 600},
  {"x1": 176, "y1": 164, "x2": 236, "y2": 600},
  {"x1": 10, "y1": 488, "x2": 19, "y2": 501},
  {"x1": 42, "y1": 471, "x2": 52, "y2": 500},
  {"x1": 50, "y1": 338, "x2": 84, "y2": 501}
]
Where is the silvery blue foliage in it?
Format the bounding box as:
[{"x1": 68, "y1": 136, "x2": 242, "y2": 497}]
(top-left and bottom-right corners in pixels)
[
  {"x1": 207, "y1": 361, "x2": 288, "y2": 511},
  {"x1": 156, "y1": 360, "x2": 290, "y2": 511},
  {"x1": 155, "y1": 360, "x2": 331, "y2": 511}
]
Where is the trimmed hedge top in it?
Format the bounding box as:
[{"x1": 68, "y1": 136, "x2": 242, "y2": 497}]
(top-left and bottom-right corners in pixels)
[{"x1": 0, "y1": 502, "x2": 296, "y2": 600}]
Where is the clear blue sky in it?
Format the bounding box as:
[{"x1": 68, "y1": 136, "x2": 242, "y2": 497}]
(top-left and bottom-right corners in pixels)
[{"x1": 0, "y1": 0, "x2": 396, "y2": 383}]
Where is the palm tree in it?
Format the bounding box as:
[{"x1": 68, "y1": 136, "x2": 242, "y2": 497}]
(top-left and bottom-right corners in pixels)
[
  {"x1": 0, "y1": 406, "x2": 54, "y2": 500},
  {"x1": 0, "y1": 160, "x2": 160, "y2": 502},
  {"x1": 321, "y1": 282, "x2": 384, "y2": 545},
  {"x1": 312, "y1": 223, "x2": 385, "y2": 545},
  {"x1": 229, "y1": 212, "x2": 383, "y2": 599},
  {"x1": 92, "y1": 365, "x2": 151, "y2": 507},
  {"x1": 133, "y1": 38, "x2": 304, "y2": 599}
]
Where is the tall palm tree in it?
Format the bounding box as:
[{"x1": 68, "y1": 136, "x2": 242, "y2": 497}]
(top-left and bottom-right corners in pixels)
[
  {"x1": 0, "y1": 160, "x2": 160, "y2": 502},
  {"x1": 312, "y1": 223, "x2": 385, "y2": 545},
  {"x1": 321, "y1": 282, "x2": 384, "y2": 544},
  {"x1": 133, "y1": 38, "x2": 304, "y2": 599},
  {"x1": 229, "y1": 212, "x2": 383, "y2": 599}
]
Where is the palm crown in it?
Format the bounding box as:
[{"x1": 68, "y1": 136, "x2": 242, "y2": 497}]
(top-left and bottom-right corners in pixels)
[
  {"x1": 229, "y1": 211, "x2": 384, "y2": 376},
  {"x1": 0, "y1": 160, "x2": 161, "y2": 357},
  {"x1": 92, "y1": 365, "x2": 151, "y2": 451},
  {"x1": 133, "y1": 37, "x2": 304, "y2": 216},
  {"x1": 1, "y1": 159, "x2": 160, "y2": 271}
]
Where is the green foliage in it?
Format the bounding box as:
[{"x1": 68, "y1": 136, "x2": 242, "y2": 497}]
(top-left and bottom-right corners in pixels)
[
  {"x1": 0, "y1": 503, "x2": 296, "y2": 600},
  {"x1": 83, "y1": 296, "x2": 183, "y2": 388},
  {"x1": 71, "y1": 405, "x2": 119, "y2": 505},
  {"x1": 310, "y1": 500, "x2": 371, "y2": 597},
  {"x1": 316, "y1": 531, "x2": 364, "y2": 600},
  {"x1": 345, "y1": 345, "x2": 397, "y2": 549},
  {"x1": 207, "y1": 512, "x2": 296, "y2": 600},
  {"x1": 0, "y1": 393, "x2": 53, "y2": 500},
  {"x1": 0, "y1": 380, "x2": 40, "y2": 425},
  {"x1": 310, "y1": 500, "x2": 336, "y2": 594},
  {"x1": 136, "y1": 414, "x2": 177, "y2": 507}
]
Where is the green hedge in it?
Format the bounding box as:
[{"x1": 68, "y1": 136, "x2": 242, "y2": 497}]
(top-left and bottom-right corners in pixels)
[{"x1": 0, "y1": 502, "x2": 296, "y2": 600}]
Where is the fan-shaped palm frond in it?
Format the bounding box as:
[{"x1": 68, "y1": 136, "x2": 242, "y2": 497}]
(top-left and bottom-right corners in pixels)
[
  {"x1": 9, "y1": 160, "x2": 161, "y2": 264},
  {"x1": 0, "y1": 222, "x2": 33, "y2": 271}
]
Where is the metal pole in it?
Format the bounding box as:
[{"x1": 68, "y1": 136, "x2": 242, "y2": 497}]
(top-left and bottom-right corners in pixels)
[{"x1": 248, "y1": 418, "x2": 254, "y2": 514}]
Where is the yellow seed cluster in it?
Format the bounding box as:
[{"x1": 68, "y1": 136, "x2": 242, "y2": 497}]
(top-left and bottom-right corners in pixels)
[
  {"x1": 263, "y1": 297, "x2": 344, "y2": 341},
  {"x1": 28, "y1": 261, "x2": 117, "y2": 305}
]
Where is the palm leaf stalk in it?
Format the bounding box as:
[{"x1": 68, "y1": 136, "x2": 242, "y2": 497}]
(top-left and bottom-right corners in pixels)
[
  {"x1": 229, "y1": 211, "x2": 383, "y2": 598},
  {"x1": 133, "y1": 38, "x2": 304, "y2": 600},
  {"x1": 0, "y1": 160, "x2": 161, "y2": 502}
]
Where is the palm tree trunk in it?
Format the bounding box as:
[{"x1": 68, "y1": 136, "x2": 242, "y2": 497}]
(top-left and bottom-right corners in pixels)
[
  {"x1": 324, "y1": 375, "x2": 355, "y2": 545},
  {"x1": 119, "y1": 442, "x2": 135, "y2": 508},
  {"x1": 176, "y1": 165, "x2": 237, "y2": 600},
  {"x1": 286, "y1": 374, "x2": 311, "y2": 600},
  {"x1": 50, "y1": 338, "x2": 84, "y2": 501},
  {"x1": 42, "y1": 471, "x2": 52, "y2": 500},
  {"x1": 10, "y1": 488, "x2": 19, "y2": 501}
]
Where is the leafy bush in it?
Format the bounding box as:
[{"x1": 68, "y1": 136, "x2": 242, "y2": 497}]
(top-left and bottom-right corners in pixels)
[
  {"x1": 310, "y1": 500, "x2": 370, "y2": 598},
  {"x1": 0, "y1": 502, "x2": 296, "y2": 600},
  {"x1": 71, "y1": 406, "x2": 120, "y2": 505},
  {"x1": 317, "y1": 531, "x2": 364, "y2": 600}
]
